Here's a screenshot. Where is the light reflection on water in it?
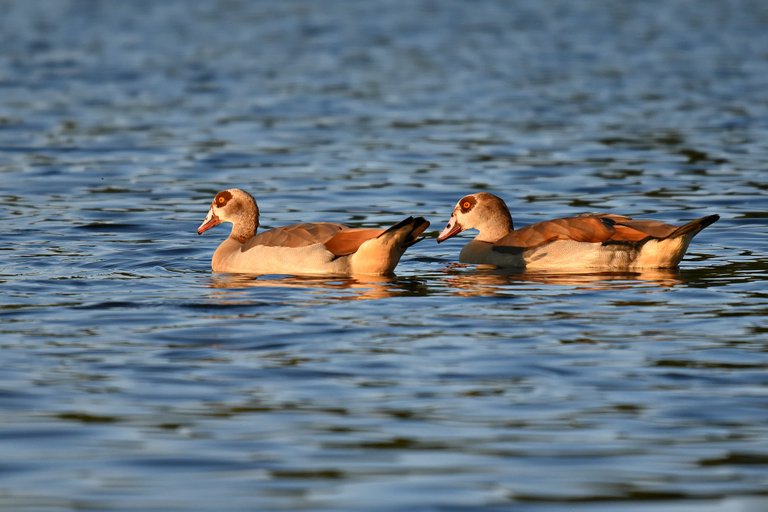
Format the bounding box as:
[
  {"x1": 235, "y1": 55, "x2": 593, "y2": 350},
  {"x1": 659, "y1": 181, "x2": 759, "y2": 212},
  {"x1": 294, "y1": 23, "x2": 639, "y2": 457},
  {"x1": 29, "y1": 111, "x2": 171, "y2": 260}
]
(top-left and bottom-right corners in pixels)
[{"x1": 1, "y1": 0, "x2": 768, "y2": 511}]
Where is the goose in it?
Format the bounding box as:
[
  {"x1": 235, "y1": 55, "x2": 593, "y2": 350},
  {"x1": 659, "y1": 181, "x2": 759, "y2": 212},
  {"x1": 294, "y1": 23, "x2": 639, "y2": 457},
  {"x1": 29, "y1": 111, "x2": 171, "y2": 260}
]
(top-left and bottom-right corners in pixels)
[
  {"x1": 437, "y1": 192, "x2": 719, "y2": 270},
  {"x1": 197, "y1": 189, "x2": 429, "y2": 275}
]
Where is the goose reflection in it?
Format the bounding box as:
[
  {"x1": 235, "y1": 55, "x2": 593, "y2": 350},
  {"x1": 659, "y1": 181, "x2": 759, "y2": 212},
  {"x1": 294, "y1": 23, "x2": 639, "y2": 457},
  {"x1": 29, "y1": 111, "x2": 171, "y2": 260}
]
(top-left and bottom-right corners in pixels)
[
  {"x1": 206, "y1": 272, "x2": 414, "y2": 301},
  {"x1": 442, "y1": 264, "x2": 683, "y2": 296}
]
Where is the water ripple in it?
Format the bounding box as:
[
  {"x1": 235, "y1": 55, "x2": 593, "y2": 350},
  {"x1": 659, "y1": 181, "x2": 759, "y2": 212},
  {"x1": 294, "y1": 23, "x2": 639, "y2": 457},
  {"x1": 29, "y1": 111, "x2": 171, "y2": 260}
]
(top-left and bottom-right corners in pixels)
[{"x1": 0, "y1": 0, "x2": 767, "y2": 511}]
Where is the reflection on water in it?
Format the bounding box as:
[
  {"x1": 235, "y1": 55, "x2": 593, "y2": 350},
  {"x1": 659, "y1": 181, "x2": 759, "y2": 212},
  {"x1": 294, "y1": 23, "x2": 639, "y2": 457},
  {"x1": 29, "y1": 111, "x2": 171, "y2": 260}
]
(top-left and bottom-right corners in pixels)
[
  {"x1": 208, "y1": 266, "x2": 689, "y2": 301},
  {"x1": 1, "y1": 0, "x2": 767, "y2": 510},
  {"x1": 442, "y1": 265, "x2": 685, "y2": 296},
  {"x1": 207, "y1": 273, "x2": 404, "y2": 301}
]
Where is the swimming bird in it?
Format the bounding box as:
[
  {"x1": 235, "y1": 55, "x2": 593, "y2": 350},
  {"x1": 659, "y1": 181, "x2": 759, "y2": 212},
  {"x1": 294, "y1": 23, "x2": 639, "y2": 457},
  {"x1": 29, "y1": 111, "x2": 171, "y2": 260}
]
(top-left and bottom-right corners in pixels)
[
  {"x1": 436, "y1": 192, "x2": 719, "y2": 270},
  {"x1": 197, "y1": 189, "x2": 429, "y2": 275}
]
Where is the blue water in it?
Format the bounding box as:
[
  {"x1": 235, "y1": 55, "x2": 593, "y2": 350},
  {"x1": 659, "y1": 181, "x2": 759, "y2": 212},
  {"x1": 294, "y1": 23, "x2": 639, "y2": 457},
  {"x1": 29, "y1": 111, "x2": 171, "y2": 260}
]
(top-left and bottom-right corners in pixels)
[{"x1": 1, "y1": 1, "x2": 767, "y2": 511}]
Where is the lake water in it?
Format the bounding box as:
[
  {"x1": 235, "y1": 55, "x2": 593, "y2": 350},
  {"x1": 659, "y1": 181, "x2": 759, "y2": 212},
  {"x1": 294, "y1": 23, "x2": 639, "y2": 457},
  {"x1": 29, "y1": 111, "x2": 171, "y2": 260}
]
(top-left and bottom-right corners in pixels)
[{"x1": 1, "y1": 1, "x2": 767, "y2": 510}]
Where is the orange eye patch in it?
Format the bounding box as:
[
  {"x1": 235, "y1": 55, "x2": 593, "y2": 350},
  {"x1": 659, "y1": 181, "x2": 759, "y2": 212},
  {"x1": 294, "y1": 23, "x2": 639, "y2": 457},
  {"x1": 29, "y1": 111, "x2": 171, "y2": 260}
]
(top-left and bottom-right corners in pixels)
[
  {"x1": 214, "y1": 190, "x2": 232, "y2": 207},
  {"x1": 459, "y1": 196, "x2": 476, "y2": 213}
]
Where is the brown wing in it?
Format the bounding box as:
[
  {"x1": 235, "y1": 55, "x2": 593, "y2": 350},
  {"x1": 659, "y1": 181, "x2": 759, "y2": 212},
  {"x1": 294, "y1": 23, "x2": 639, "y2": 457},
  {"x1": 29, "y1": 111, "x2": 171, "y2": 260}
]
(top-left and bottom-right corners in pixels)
[
  {"x1": 495, "y1": 213, "x2": 679, "y2": 249},
  {"x1": 323, "y1": 228, "x2": 385, "y2": 257},
  {"x1": 599, "y1": 214, "x2": 681, "y2": 240},
  {"x1": 496, "y1": 215, "x2": 616, "y2": 248},
  {"x1": 243, "y1": 223, "x2": 346, "y2": 250}
]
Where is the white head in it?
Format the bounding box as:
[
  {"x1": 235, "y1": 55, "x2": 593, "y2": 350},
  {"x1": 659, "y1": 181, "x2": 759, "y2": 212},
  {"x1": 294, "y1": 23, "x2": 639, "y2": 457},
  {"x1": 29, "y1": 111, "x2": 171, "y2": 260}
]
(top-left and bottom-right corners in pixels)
[
  {"x1": 197, "y1": 188, "x2": 259, "y2": 242},
  {"x1": 436, "y1": 192, "x2": 514, "y2": 243}
]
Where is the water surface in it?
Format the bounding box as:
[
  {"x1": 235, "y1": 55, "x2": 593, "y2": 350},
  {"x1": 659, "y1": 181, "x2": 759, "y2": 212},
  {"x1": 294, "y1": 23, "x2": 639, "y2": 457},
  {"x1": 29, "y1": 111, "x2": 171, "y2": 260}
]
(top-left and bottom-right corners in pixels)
[{"x1": 1, "y1": 1, "x2": 767, "y2": 511}]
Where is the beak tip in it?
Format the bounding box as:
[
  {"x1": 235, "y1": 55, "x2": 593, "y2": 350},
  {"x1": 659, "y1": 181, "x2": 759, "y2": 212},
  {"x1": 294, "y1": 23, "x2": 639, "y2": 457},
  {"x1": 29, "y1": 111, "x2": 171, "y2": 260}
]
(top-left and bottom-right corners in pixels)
[
  {"x1": 197, "y1": 211, "x2": 220, "y2": 235},
  {"x1": 436, "y1": 220, "x2": 462, "y2": 244}
]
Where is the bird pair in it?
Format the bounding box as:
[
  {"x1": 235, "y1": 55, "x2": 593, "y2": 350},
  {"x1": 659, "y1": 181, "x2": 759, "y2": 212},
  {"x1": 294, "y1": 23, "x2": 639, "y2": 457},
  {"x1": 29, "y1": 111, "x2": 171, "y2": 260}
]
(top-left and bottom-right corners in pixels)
[{"x1": 197, "y1": 189, "x2": 719, "y2": 276}]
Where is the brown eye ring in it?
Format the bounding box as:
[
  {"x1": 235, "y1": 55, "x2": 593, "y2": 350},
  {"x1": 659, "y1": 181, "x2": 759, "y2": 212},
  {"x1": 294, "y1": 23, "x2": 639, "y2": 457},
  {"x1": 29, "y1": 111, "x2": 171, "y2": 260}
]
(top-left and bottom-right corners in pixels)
[
  {"x1": 458, "y1": 196, "x2": 476, "y2": 213},
  {"x1": 214, "y1": 190, "x2": 233, "y2": 208}
]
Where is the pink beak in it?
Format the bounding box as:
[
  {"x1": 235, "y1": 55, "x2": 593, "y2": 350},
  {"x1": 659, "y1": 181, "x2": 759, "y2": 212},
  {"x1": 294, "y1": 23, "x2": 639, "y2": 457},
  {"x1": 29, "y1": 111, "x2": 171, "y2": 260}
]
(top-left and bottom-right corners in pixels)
[
  {"x1": 436, "y1": 215, "x2": 463, "y2": 243},
  {"x1": 197, "y1": 209, "x2": 221, "y2": 235}
]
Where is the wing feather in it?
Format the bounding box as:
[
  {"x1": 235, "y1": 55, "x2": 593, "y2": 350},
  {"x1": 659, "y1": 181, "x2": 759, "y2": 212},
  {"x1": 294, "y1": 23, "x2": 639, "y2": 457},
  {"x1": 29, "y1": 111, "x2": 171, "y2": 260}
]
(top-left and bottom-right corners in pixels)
[
  {"x1": 494, "y1": 213, "x2": 679, "y2": 249},
  {"x1": 323, "y1": 228, "x2": 385, "y2": 257},
  {"x1": 243, "y1": 223, "x2": 346, "y2": 250}
]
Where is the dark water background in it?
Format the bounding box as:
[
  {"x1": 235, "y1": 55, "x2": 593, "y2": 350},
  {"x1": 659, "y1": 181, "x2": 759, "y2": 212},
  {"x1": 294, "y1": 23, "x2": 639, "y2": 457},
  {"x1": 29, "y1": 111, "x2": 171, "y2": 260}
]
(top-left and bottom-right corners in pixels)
[{"x1": 1, "y1": 1, "x2": 767, "y2": 510}]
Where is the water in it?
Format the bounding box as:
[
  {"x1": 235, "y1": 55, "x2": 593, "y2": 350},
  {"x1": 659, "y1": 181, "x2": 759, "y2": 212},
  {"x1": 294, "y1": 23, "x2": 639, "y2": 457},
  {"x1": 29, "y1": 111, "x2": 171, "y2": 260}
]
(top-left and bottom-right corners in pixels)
[{"x1": 1, "y1": 1, "x2": 767, "y2": 510}]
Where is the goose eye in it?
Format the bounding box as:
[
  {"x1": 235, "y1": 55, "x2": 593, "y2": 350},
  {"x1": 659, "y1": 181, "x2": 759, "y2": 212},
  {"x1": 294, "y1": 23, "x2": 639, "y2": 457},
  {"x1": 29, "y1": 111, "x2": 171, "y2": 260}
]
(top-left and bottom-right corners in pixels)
[
  {"x1": 214, "y1": 190, "x2": 233, "y2": 208},
  {"x1": 458, "y1": 196, "x2": 476, "y2": 213}
]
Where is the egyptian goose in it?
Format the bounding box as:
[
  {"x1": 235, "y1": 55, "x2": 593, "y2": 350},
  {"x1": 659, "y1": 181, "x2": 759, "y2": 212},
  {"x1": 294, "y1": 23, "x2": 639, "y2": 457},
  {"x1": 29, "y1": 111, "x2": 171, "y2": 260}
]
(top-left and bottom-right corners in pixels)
[
  {"x1": 437, "y1": 192, "x2": 719, "y2": 270},
  {"x1": 197, "y1": 189, "x2": 429, "y2": 275}
]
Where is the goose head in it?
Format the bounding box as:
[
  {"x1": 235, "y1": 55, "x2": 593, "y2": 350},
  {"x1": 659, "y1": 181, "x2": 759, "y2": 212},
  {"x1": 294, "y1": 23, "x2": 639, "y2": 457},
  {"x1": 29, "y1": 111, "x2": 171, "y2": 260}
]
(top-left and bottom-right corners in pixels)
[
  {"x1": 197, "y1": 188, "x2": 259, "y2": 242},
  {"x1": 437, "y1": 192, "x2": 514, "y2": 243}
]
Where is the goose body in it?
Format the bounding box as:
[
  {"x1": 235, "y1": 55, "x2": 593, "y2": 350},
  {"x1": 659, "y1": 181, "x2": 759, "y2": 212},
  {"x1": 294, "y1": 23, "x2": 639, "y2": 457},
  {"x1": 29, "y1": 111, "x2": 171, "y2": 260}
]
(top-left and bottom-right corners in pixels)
[
  {"x1": 198, "y1": 189, "x2": 429, "y2": 276},
  {"x1": 437, "y1": 192, "x2": 719, "y2": 270}
]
